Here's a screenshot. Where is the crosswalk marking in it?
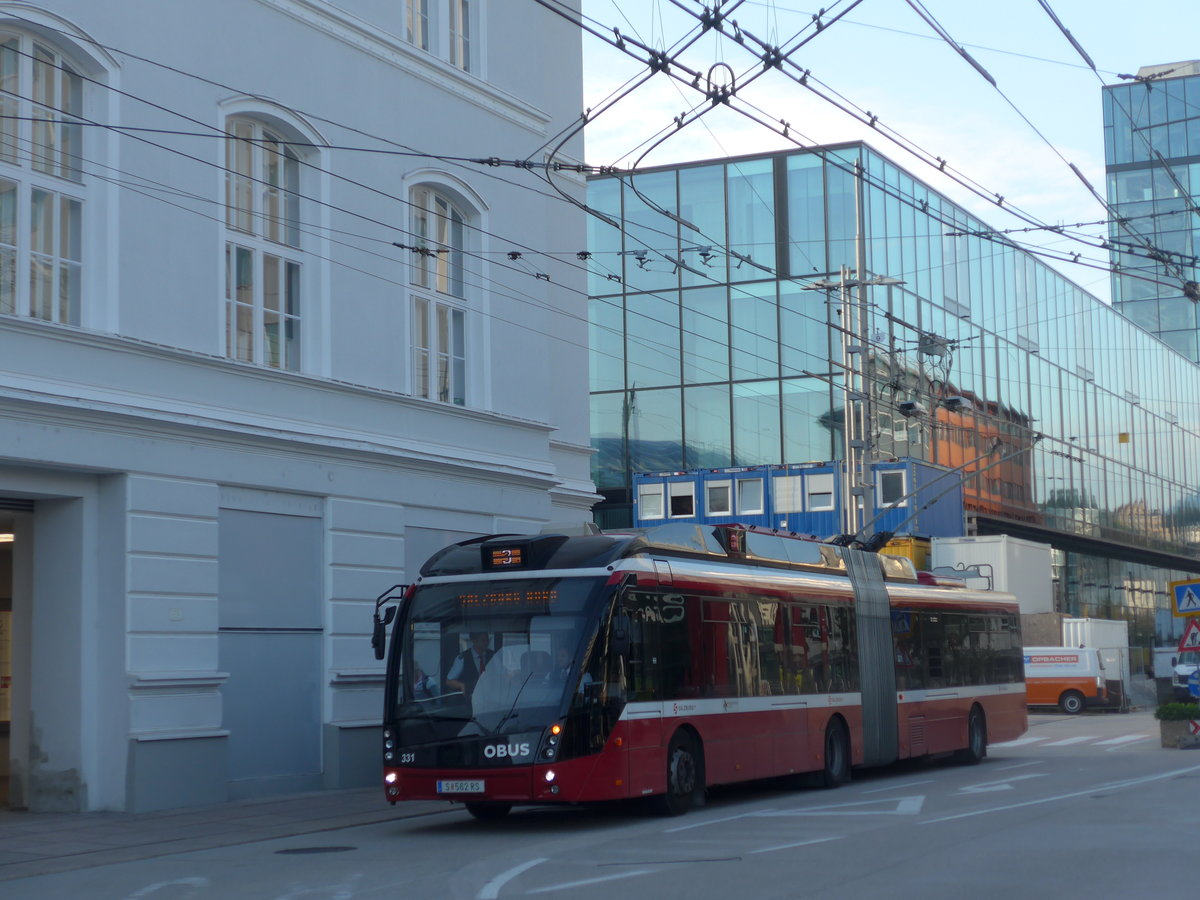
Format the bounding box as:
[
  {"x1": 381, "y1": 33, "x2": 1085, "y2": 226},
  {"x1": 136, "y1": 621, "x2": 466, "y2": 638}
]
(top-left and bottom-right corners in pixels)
[
  {"x1": 1096, "y1": 733, "x2": 1153, "y2": 745},
  {"x1": 992, "y1": 732, "x2": 1151, "y2": 749},
  {"x1": 992, "y1": 736, "x2": 1042, "y2": 747}
]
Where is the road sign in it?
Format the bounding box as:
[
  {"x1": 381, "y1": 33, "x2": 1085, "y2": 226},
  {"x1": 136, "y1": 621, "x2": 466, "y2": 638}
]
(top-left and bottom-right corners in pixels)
[
  {"x1": 1189, "y1": 670, "x2": 1200, "y2": 700},
  {"x1": 1170, "y1": 579, "x2": 1200, "y2": 617},
  {"x1": 1179, "y1": 617, "x2": 1200, "y2": 653},
  {"x1": 1189, "y1": 720, "x2": 1200, "y2": 736}
]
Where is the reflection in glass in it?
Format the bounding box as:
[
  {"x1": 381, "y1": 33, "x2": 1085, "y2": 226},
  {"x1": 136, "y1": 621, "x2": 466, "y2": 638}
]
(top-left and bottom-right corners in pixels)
[
  {"x1": 733, "y1": 381, "x2": 780, "y2": 466},
  {"x1": 684, "y1": 384, "x2": 731, "y2": 469}
]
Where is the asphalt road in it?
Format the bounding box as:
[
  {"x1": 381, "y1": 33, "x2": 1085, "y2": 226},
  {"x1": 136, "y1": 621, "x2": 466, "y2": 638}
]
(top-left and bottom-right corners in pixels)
[{"x1": 5, "y1": 708, "x2": 1195, "y2": 900}]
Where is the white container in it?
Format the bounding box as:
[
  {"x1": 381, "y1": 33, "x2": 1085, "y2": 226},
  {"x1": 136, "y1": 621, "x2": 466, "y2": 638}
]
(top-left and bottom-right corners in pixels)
[
  {"x1": 1063, "y1": 617, "x2": 1128, "y2": 652},
  {"x1": 931, "y1": 535, "x2": 1053, "y2": 613},
  {"x1": 1063, "y1": 618, "x2": 1131, "y2": 710}
]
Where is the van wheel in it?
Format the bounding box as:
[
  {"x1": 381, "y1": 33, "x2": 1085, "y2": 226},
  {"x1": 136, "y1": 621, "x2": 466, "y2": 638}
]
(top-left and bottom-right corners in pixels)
[
  {"x1": 1059, "y1": 690, "x2": 1085, "y2": 715},
  {"x1": 653, "y1": 731, "x2": 701, "y2": 816},
  {"x1": 465, "y1": 803, "x2": 511, "y2": 821}
]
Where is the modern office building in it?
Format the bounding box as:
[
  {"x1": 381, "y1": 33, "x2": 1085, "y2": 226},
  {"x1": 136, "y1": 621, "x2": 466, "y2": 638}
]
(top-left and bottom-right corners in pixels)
[
  {"x1": 1103, "y1": 60, "x2": 1200, "y2": 361},
  {"x1": 0, "y1": 1, "x2": 592, "y2": 812},
  {"x1": 588, "y1": 142, "x2": 1200, "y2": 652}
]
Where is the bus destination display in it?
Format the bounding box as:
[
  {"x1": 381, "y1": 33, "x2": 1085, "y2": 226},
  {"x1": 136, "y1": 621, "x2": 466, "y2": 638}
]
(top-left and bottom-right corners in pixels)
[{"x1": 457, "y1": 588, "x2": 557, "y2": 614}]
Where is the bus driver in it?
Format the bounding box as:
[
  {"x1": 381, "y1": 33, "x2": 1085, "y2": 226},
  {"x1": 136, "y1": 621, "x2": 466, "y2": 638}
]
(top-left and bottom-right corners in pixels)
[{"x1": 446, "y1": 632, "x2": 494, "y2": 697}]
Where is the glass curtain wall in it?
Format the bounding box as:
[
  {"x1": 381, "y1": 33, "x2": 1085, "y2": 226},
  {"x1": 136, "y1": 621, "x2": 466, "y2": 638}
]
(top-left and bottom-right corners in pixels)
[
  {"x1": 1103, "y1": 67, "x2": 1200, "y2": 361},
  {"x1": 588, "y1": 143, "x2": 1200, "y2": 631}
]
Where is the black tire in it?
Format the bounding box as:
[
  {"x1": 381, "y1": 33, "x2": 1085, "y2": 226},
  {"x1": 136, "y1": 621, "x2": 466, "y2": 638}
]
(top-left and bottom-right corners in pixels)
[
  {"x1": 464, "y1": 802, "x2": 512, "y2": 821},
  {"x1": 1059, "y1": 690, "x2": 1085, "y2": 715},
  {"x1": 955, "y1": 707, "x2": 987, "y2": 764},
  {"x1": 653, "y1": 731, "x2": 701, "y2": 816},
  {"x1": 819, "y1": 719, "x2": 850, "y2": 788}
]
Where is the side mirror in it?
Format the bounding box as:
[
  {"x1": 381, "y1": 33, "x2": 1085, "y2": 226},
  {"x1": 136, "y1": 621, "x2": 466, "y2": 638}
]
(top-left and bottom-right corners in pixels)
[
  {"x1": 371, "y1": 606, "x2": 397, "y2": 660},
  {"x1": 371, "y1": 584, "x2": 406, "y2": 660}
]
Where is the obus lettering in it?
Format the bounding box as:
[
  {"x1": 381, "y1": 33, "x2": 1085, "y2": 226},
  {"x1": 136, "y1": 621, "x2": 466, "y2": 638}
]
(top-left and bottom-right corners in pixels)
[{"x1": 484, "y1": 743, "x2": 530, "y2": 759}]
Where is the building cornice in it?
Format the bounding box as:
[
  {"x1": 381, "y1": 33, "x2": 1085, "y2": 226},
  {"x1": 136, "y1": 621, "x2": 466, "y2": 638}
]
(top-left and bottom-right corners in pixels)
[
  {"x1": 0, "y1": 315, "x2": 565, "y2": 488},
  {"x1": 253, "y1": 0, "x2": 552, "y2": 135}
]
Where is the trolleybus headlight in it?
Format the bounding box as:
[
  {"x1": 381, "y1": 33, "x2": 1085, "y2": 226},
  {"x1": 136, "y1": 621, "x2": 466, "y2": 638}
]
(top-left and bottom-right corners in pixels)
[
  {"x1": 385, "y1": 772, "x2": 398, "y2": 784},
  {"x1": 385, "y1": 752, "x2": 394, "y2": 762},
  {"x1": 544, "y1": 770, "x2": 556, "y2": 783},
  {"x1": 384, "y1": 739, "x2": 394, "y2": 749}
]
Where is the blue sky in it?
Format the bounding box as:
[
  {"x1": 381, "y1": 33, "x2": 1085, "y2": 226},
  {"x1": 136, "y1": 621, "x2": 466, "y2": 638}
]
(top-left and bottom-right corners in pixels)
[{"x1": 580, "y1": 0, "x2": 1199, "y2": 301}]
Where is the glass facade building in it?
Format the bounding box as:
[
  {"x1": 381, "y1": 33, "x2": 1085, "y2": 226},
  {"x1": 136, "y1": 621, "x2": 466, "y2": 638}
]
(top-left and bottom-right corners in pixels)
[
  {"x1": 588, "y1": 143, "x2": 1200, "y2": 649},
  {"x1": 1103, "y1": 60, "x2": 1200, "y2": 361}
]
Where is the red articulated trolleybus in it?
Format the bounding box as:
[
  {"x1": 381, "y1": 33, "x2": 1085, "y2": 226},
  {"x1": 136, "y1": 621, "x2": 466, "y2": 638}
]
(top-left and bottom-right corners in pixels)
[{"x1": 371, "y1": 524, "x2": 1027, "y2": 820}]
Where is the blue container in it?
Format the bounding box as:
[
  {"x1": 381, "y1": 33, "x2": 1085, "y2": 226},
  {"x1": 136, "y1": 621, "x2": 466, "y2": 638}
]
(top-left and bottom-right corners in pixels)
[{"x1": 633, "y1": 458, "x2": 965, "y2": 541}]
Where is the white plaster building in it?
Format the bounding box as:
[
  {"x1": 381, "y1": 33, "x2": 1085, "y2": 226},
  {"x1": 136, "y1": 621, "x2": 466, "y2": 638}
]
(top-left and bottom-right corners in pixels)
[{"x1": 0, "y1": 0, "x2": 593, "y2": 812}]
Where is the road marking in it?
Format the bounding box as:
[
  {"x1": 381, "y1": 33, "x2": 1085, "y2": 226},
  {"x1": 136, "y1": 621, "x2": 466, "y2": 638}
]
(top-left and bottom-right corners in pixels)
[
  {"x1": 991, "y1": 736, "x2": 1044, "y2": 747},
  {"x1": 478, "y1": 858, "x2": 547, "y2": 899},
  {"x1": 959, "y1": 773, "x2": 1047, "y2": 794},
  {"x1": 750, "y1": 836, "x2": 842, "y2": 855},
  {"x1": 864, "y1": 778, "x2": 936, "y2": 794},
  {"x1": 921, "y1": 763, "x2": 1200, "y2": 824},
  {"x1": 1043, "y1": 736, "x2": 1095, "y2": 746},
  {"x1": 123, "y1": 879, "x2": 209, "y2": 899},
  {"x1": 665, "y1": 809, "x2": 774, "y2": 833},
  {"x1": 1096, "y1": 733, "x2": 1153, "y2": 745},
  {"x1": 994, "y1": 761, "x2": 1041, "y2": 771},
  {"x1": 526, "y1": 870, "x2": 653, "y2": 894},
  {"x1": 759, "y1": 796, "x2": 925, "y2": 816}
]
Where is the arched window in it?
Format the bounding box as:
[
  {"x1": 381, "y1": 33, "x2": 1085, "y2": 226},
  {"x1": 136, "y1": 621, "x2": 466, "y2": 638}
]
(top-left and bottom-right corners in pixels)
[
  {"x1": 410, "y1": 185, "x2": 470, "y2": 405},
  {"x1": 223, "y1": 116, "x2": 303, "y2": 370},
  {"x1": 0, "y1": 33, "x2": 84, "y2": 324}
]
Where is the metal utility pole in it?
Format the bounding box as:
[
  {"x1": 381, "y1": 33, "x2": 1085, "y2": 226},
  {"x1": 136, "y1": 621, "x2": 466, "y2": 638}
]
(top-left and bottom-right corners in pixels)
[{"x1": 803, "y1": 270, "x2": 904, "y2": 538}]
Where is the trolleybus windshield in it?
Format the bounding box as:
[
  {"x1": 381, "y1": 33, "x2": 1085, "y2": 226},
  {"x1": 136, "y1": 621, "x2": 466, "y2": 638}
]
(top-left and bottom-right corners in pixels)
[{"x1": 391, "y1": 575, "x2": 610, "y2": 743}]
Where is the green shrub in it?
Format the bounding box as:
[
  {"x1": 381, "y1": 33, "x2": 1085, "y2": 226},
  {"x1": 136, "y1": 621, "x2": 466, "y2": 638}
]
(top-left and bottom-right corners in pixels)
[{"x1": 1155, "y1": 701, "x2": 1200, "y2": 721}]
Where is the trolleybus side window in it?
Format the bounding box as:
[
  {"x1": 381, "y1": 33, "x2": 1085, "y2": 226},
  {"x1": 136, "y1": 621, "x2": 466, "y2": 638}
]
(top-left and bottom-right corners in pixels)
[
  {"x1": 758, "y1": 601, "x2": 785, "y2": 696},
  {"x1": 895, "y1": 609, "x2": 1023, "y2": 690},
  {"x1": 622, "y1": 590, "x2": 697, "y2": 701},
  {"x1": 827, "y1": 605, "x2": 858, "y2": 692}
]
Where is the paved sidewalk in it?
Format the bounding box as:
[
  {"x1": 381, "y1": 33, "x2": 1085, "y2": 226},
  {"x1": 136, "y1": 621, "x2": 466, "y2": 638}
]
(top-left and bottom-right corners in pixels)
[{"x1": 0, "y1": 788, "x2": 453, "y2": 883}]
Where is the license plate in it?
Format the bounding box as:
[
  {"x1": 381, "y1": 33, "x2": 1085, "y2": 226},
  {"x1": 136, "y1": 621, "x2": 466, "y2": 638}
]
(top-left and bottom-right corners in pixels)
[{"x1": 437, "y1": 779, "x2": 485, "y2": 794}]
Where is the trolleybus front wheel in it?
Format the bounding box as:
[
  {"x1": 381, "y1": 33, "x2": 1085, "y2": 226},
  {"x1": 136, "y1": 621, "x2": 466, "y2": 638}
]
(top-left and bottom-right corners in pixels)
[
  {"x1": 464, "y1": 802, "x2": 512, "y2": 821},
  {"x1": 653, "y1": 730, "x2": 701, "y2": 816}
]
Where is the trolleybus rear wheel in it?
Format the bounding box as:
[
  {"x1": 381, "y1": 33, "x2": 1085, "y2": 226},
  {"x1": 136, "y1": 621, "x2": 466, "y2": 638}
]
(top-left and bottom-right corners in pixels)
[
  {"x1": 955, "y1": 706, "x2": 987, "y2": 764},
  {"x1": 820, "y1": 719, "x2": 850, "y2": 788},
  {"x1": 465, "y1": 802, "x2": 512, "y2": 821}
]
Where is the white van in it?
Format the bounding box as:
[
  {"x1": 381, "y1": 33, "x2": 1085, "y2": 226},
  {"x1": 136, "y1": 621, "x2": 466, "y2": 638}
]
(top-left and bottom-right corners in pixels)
[
  {"x1": 1023, "y1": 647, "x2": 1107, "y2": 714},
  {"x1": 1153, "y1": 647, "x2": 1200, "y2": 701}
]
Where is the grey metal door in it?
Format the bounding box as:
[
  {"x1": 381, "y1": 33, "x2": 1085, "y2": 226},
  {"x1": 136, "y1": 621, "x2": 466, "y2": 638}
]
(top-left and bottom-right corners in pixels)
[{"x1": 219, "y1": 508, "x2": 322, "y2": 798}]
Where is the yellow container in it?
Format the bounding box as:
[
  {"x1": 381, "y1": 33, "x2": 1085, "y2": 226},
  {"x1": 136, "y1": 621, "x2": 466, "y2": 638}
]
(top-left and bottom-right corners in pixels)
[{"x1": 882, "y1": 536, "x2": 931, "y2": 571}]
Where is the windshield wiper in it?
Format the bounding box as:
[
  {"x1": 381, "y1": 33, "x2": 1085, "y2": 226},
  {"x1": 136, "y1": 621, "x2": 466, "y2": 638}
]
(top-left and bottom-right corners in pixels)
[{"x1": 492, "y1": 671, "x2": 535, "y2": 734}]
